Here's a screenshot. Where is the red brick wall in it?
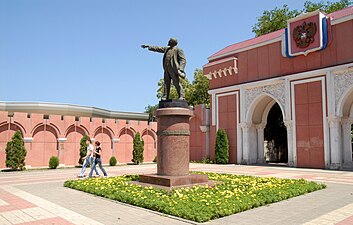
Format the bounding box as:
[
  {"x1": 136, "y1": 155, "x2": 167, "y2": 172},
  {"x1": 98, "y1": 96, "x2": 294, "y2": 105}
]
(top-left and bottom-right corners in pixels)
[
  {"x1": 189, "y1": 105, "x2": 207, "y2": 161},
  {"x1": 217, "y1": 94, "x2": 238, "y2": 163},
  {"x1": 0, "y1": 111, "x2": 157, "y2": 168},
  {"x1": 294, "y1": 81, "x2": 325, "y2": 168}
]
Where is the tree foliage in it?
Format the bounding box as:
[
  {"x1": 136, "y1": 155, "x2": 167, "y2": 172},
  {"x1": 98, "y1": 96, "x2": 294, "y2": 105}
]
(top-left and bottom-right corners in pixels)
[
  {"x1": 79, "y1": 135, "x2": 90, "y2": 165},
  {"x1": 132, "y1": 132, "x2": 144, "y2": 164},
  {"x1": 252, "y1": 5, "x2": 300, "y2": 37},
  {"x1": 156, "y1": 77, "x2": 191, "y2": 100},
  {"x1": 215, "y1": 129, "x2": 229, "y2": 164},
  {"x1": 5, "y1": 130, "x2": 27, "y2": 170},
  {"x1": 145, "y1": 104, "x2": 159, "y2": 122},
  {"x1": 187, "y1": 69, "x2": 210, "y2": 107},
  {"x1": 253, "y1": 0, "x2": 352, "y2": 37},
  {"x1": 145, "y1": 68, "x2": 210, "y2": 118},
  {"x1": 304, "y1": 0, "x2": 352, "y2": 13}
]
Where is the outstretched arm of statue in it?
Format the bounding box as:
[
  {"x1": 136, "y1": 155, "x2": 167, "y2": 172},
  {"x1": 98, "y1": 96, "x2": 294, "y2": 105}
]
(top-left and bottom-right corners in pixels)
[{"x1": 141, "y1": 45, "x2": 166, "y2": 53}]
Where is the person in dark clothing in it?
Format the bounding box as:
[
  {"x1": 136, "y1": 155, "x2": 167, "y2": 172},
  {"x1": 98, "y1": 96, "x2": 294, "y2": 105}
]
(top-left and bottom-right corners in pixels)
[{"x1": 89, "y1": 141, "x2": 108, "y2": 178}]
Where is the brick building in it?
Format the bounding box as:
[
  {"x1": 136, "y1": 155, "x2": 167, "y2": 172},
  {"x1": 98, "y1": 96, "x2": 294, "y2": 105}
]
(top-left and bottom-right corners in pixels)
[{"x1": 203, "y1": 7, "x2": 353, "y2": 169}]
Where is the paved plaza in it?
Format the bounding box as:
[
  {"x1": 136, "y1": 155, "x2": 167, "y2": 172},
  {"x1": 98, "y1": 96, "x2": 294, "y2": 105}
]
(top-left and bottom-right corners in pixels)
[{"x1": 0, "y1": 163, "x2": 352, "y2": 225}]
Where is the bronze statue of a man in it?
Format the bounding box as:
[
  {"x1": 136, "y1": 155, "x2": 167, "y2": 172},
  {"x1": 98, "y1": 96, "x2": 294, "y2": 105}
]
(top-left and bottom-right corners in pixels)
[{"x1": 142, "y1": 38, "x2": 186, "y2": 100}]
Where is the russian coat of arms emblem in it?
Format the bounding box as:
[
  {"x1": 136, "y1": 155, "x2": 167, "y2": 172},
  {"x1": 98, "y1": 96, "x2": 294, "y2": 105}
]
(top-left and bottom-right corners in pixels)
[
  {"x1": 293, "y1": 21, "x2": 317, "y2": 48},
  {"x1": 282, "y1": 11, "x2": 328, "y2": 57}
]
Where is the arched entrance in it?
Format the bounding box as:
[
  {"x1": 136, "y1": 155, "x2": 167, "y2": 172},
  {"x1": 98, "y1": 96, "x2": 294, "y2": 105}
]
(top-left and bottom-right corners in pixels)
[
  {"x1": 264, "y1": 103, "x2": 288, "y2": 164},
  {"x1": 243, "y1": 94, "x2": 289, "y2": 165},
  {"x1": 338, "y1": 87, "x2": 353, "y2": 168}
]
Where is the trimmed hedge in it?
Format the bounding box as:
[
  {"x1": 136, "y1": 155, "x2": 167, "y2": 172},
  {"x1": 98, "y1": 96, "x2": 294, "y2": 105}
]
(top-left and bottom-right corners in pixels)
[
  {"x1": 49, "y1": 156, "x2": 59, "y2": 169},
  {"x1": 215, "y1": 129, "x2": 229, "y2": 164},
  {"x1": 109, "y1": 156, "x2": 117, "y2": 166}
]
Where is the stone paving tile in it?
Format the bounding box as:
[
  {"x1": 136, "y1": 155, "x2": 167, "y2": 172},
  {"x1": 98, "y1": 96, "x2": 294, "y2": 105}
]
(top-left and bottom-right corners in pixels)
[
  {"x1": 1, "y1": 164, "x2": 353, "y2": 224},
  {"x1": 0, "y1": 189, "x2": 35, "y2": 212},
  {"x1": 2, "y1": 185, "x2": 104, "y2": 225},
  {"x1": 0, "y1": 215, "x2": 12, "y2": 225},
  {"x1": 17, "y1": 217, "x2": 75, "y2": 225}
]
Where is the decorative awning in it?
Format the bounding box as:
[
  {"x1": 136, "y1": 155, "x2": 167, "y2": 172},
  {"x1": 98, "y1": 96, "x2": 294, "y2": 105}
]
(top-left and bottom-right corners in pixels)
[{"x1": 203, "y1": 57, "x2": 238, "y2": 80}]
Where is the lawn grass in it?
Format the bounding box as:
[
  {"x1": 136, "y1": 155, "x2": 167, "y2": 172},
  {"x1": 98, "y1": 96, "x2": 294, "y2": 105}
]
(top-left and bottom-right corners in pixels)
[{"x1": 64, "y1": 172, "x2": 326, "y2": 223}]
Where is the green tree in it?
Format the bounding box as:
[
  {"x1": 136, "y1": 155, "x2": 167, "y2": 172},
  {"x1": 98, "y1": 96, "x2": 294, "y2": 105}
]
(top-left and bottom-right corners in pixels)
[
  {"x1": 78, "y1": 135, "x2": 90, "y2": 165},
  {"x1": 145, "y1": 68, "x2": 210, "y2": 115},
  {"x1": 252, "y1": 0, "x2": 352, "y2": 37},
  {"x1": 304, "y1": 0, "x2": 352, "y2": 13},
  {"x1": 215, "y1": 129, "x2": 229, "y2": 164},
  {"x1": 132, "y1": 132, "x2": 144, "y2": 164},
  {"x1": 157, "y1": 77, "x2": 191, "y2": 100},
  {"x1": 144, "y1": 104, "x2": 158, "y2": 122},
  {"x1": 252, "y1": 5, "x2": 300, "y2": 37},
  {"x1": 5, "y1": 130, "x2": 27, "y2": 170},
  {"x1": 187, "y1": 69, "x2": 210, "y2": 107}
]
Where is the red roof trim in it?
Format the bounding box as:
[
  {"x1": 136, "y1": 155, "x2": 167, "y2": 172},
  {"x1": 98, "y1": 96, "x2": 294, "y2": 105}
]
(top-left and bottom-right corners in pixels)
[{"x1": 208, "y1": 6, "x2": 353, "y2": 61}]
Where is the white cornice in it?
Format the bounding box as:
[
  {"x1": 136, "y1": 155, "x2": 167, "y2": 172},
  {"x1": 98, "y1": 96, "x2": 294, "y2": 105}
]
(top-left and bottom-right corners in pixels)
[
  {"x1": 208, "y1": 62, "x2": 353, "y2": 95},
  {"x1": 0, "y1": 102, "x2": 149, "y2": 121},
  {"x1": 331, "y1": 13, "x2": 353, "y2": 25}
]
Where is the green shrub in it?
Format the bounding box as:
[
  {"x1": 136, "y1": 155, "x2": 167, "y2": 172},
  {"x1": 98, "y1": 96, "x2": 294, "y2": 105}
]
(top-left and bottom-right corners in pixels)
[
  {"x1": 49, "y1": 156, "x2": 59, "y2": 169},
  {"x1": 215, "y1": 129, "x2": 229, "y2": 164},
  {"x1": 132, "y1": 132, "x2": 144, "y2": 165},
  {"x1": 78, "y1": 135, "x2": 90, "y2": 165},
  {"x1": 5, "y1": 130, "x2": 27, "y2": 171},
  {"x1": 109, "y1": 156, "x2": 117, "y2": 166}
]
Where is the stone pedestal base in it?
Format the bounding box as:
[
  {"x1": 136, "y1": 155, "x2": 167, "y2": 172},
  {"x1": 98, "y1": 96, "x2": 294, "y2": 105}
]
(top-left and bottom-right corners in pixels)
[
  {"x1": 139, "y1": 174, "x2": 209, "y2": 187},
  {"x1": 138, "y1": 100, "x2": 211, "y2": 190}
]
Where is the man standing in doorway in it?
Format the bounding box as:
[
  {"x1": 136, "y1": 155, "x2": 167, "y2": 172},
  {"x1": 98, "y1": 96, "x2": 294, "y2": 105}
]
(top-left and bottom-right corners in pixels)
[{"x1": 142, "y1": 38, "x2": 187, "y2": 100}]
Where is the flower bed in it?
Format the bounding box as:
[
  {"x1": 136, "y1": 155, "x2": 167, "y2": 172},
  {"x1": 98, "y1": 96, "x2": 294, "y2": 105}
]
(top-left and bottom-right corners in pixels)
[{"x1": 64, "y1": 172, "x2": 326, "y2": 223}]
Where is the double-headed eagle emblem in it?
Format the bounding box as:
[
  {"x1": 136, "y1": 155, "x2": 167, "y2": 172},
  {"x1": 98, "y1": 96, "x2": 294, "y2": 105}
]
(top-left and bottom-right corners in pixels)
[{"x1": 293, "y1": 21, "x2": 317, "y2": 48}]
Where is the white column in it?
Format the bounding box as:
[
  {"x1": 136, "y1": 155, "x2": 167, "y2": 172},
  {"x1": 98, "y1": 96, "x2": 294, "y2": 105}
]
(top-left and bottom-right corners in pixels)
[
  {"x1": 341, "y1": 118, "x2": 353, "y2": 168},
  {"x1": 328, "y1": 117, "x2": 342, "y2": 169},
  {"x1": 237, "y1": 123, "x2": 243, "y2": 164},
  {"x1": 284, "y1": 120, "x2": 295, "y2": 167},
  {"x1": 240, "y1": 122, "x2": 252, "y2": 164},
  {"x1": 256, "y1": 123, "x2": 265, "y2": 164}
]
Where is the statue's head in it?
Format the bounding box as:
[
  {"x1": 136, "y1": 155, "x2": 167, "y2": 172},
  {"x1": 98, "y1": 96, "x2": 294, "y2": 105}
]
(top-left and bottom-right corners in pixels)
[{"x1": 168, "y1": 38, "x2": 178, "y2": 47}]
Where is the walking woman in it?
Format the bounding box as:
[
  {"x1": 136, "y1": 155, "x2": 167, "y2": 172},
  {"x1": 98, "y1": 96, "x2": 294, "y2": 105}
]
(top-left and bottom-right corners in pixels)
[
  {"x1": 78, "y1": 138, "x2": 100, "y2": 178},
  {"x1": 89, "y1": 141, "x2": 108, "y2": 177}
]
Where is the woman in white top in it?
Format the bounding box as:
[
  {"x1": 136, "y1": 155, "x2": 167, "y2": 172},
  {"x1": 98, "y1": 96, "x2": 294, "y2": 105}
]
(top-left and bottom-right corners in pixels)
[{"x1": 78, "y1": 138, "x2": 99, "y2": 177}]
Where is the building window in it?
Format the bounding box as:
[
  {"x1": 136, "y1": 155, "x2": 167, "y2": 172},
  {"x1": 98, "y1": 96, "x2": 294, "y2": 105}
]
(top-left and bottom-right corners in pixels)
[{"x1": 43, "y1": 115, "x2": 49, "y2": 120}]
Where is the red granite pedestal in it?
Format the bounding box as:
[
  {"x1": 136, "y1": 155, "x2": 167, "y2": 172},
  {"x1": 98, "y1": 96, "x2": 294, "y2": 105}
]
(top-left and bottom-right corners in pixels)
[{"x1": 138, "y1": 101, "x2": 210, "y2": 190}]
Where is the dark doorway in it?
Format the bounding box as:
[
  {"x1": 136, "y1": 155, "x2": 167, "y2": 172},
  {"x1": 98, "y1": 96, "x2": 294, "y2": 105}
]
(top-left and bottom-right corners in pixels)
[{"x1": 264, "y1": 103, "x2": 288, "y2": 163}]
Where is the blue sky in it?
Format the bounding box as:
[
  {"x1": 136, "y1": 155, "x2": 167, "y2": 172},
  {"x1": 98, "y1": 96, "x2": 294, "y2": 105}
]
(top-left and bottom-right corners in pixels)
[{"x1": 0, "y1": 0, "x2": 308, "y2": 113}]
